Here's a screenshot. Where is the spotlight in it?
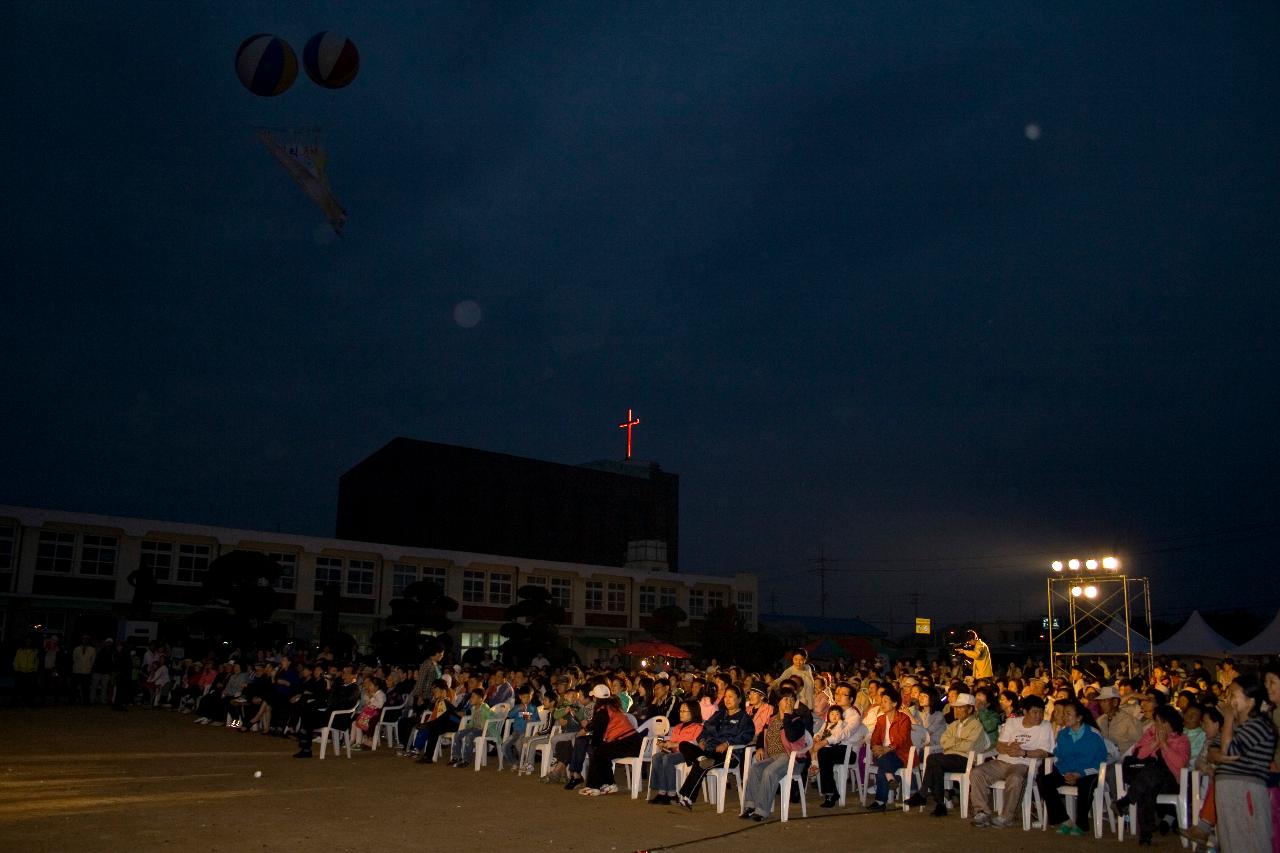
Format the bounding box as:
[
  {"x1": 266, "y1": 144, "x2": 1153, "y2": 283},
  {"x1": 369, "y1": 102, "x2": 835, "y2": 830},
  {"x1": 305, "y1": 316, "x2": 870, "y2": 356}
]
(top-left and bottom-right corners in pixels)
[
  {"x1": 1071, "y1": 585, "x2": 1083, "y2": 597},
  {"x1": 1051, "y1": 561, "x2": 1064, "y2": 572},
  {"x1": 1102, "y1": 556, "x2": 1120, "y2": 571},
  {"x1": 1085, "y1": 559, "x2": 1098, "y2": 571},
  {"x1": 1068, "y1": 559, "x2": 1081, "y2": 571},
  {"x1": 1084, "y1": 585, "x2": 1098, "y2": 599}
]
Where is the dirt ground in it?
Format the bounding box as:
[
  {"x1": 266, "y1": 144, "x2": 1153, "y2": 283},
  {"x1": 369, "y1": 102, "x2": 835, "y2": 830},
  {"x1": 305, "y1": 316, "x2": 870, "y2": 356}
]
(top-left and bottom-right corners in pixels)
[{"x1": 0, "y1": 707, "x2": 1138, "y2": 852}]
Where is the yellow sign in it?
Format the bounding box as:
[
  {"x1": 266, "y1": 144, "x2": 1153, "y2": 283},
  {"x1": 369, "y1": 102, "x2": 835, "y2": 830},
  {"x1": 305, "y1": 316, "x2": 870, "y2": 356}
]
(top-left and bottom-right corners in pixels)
[{"x1": 915, "y1": 617, "x2": 931, "y2": 635}]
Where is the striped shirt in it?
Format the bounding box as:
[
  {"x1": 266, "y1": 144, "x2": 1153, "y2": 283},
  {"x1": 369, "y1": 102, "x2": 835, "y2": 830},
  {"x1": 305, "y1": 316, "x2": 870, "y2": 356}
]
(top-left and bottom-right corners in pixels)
[{"x1": 1215, "y1": 716, "x2": 1277, "y2": 783}]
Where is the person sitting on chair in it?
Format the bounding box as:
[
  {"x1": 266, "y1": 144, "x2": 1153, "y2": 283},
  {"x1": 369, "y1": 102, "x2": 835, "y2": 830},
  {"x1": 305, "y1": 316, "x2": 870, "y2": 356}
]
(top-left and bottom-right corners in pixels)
[
  {"x1": 905, "y1": 692, "x2": 989, "y2": 817},
  {"x1": 294, "y1": 665, "x2": 359, "y2": 758},
  {"x1": 1036, "y1": 699, "x2": 1108, "y2": 835}
]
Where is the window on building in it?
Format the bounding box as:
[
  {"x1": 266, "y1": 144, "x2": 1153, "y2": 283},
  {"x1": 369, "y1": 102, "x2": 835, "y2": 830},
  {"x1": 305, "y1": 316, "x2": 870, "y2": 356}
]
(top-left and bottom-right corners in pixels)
[
  {"x1": 79, "y1": 534, "x2": 118, "y2": 576},
  {"x1": 266, "y1": 552, "x2": 297, "y2": 591},
  {"x1": 175, "y1": 543, "x2": 211, "y2": 584},
  {"x1": 0, "y1": 524, "x2": 15, "y2": 571},
  {"x1": 688, "y1": 589, "x2": 705, "y2": 618},
  {"x1": 461, "y1": 631, "x2": 503, "y2": 654},
  {"x1": 392, "y1": 563, "x2": 417, "y2": 597},
  {"x1": 36, "y1": 531, "x2": 76, "y2": 573},
  {"x1": 140, "y1": 540, "x2": 173, "y2": 581},
  {"x1": 707, "y1": 590, "x2": 726, "y2": 611},
  {"x1": 421, "y1": 565, "x2": 447, "y2": 594},
  {"x1": 346, "y1": 559, "x2": 375, "y2": 597},
  {"x1": 639, "y1": 585, "x2": 656, "y2": 615},
  {"x1": 736, "y1": 591, "x2": 754, "y2": 622},
  {"x1": 585, "y1": 580, "x2": 604, "y2": 612},
  {"x1": 659, "y1": 586, "x2": 676, "y2": 609},
  {"x1": 525, "y1": 575, "x2": 546, "y2": 589},
  {"x1": 550, "y1": 577, "x2": 572, "y2": 610},
  {"x1": 463, "y1": 570, "x2": 486, "y2": 603},
  {"x1": 489, "y1": 571, "x2": 513, "y2": 605},
  {"x1": 315, "y1": 556, "x2": 343, "y2": 594},
  {"x1": 607, "y1": 581, "x2": 627, "y2": 613}
]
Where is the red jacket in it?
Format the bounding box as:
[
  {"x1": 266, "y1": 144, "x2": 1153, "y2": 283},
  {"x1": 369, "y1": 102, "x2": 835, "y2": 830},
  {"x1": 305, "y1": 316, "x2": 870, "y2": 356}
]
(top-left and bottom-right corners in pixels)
[{"x1": 871, "y1": 711, "x2": 912, "y2": 763}]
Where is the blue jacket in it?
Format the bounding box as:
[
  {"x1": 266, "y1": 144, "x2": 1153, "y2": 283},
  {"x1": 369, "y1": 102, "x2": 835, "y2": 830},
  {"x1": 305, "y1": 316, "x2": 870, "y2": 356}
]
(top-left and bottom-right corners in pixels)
[
  {"x1": 701, "y1": 706, "x2": 756, "y2": 751},
  {"x1": 1054, "y1": 724, "x2": 1108, "y2": 776}
]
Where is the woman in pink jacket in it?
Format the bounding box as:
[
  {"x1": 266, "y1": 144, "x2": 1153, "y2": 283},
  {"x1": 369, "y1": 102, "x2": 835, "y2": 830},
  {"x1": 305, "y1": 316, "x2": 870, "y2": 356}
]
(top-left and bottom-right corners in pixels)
[{"x1": 1116, "y1": 704, "x2": 1191, "y2": 844}]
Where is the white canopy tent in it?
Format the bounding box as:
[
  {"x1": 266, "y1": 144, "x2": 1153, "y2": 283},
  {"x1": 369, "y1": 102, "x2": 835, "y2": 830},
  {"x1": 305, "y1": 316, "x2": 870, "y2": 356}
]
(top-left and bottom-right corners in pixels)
[
  {"x1": 1078, "y1": 617, "x2": 1152, "y2": 655},
  {"x1": 1157, "y1": 610, "x2": 1236, "y2": 657},
  {"x1": 1233, "y1": 608, "x2": 1280, "y2": 656}
]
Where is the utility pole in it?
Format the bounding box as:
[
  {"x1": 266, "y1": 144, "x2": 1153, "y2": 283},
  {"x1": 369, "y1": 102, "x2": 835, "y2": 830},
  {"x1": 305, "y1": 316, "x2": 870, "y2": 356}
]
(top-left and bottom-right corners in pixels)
[{"x1": 812, "y1": 547, "x2": 829, "y2": 618}]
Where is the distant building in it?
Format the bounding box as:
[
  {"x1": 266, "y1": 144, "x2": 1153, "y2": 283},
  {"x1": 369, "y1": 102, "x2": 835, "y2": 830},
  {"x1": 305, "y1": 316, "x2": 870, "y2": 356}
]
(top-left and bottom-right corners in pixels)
[
  {"x1": 336, "y1": 438, "x2": 680, "y2": 571},
  {"x1": 0, "y1": 505, "x2": 754, "y2": 658}
]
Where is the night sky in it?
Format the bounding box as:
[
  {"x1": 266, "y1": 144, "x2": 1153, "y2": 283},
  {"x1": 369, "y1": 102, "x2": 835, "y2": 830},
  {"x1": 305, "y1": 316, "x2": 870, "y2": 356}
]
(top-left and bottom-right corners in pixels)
[{"x1": 5, "y1": 2, "x2": 1278, "y2": 633}]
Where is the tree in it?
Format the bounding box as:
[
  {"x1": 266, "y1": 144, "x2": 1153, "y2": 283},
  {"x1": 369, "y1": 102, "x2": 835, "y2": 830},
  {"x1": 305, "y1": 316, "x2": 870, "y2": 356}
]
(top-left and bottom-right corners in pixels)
[
  {"x1": 202, "y1": 550, "x2": 282, "y2": 647},
  {"x1": 499, "y1": 584, "x2": 567, "y2": 667},
  {"x1": 387, "y1": 579, "x2": 459, "y2": 633},
  {"x1": 374, "y1": 579, "x2": 460, "y2": 666},
  {"x1": 648, "y1": 605, "x2": 688, "y2": 643}
]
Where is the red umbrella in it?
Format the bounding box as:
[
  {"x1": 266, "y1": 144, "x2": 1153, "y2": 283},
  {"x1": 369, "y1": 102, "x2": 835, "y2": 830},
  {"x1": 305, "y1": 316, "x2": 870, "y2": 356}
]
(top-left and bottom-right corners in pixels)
[{"x1": 620, "y1": 640, "x2": 691, "y2": 659}]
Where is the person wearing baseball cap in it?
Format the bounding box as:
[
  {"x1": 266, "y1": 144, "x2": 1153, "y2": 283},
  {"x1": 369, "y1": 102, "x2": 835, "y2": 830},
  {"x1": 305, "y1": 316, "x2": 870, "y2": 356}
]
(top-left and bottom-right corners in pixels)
[
  {"x1": 905, "y1": 693, "x2": 987, "y2": 817},
  {"x1": 1095, "y1": 685, "x2": 1141, "y2": 755}
]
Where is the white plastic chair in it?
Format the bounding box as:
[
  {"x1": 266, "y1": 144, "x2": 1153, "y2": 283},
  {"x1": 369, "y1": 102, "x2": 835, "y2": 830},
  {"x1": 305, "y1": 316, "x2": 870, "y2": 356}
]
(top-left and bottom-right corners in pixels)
[
  {"x1": 613, "y1": 718, "x2": 662, "y2": 798},
  {"x1": 473, "y1": 704, "x2": 512, "y2": 770},
  {"x1": 1114, "y1": 761, "x2": 1191, "y2": 844},
  {"x1": 373, "y1": 697, "x2": 410, "y2": 751},
  {"x1": 819, "y1": 741, "x2": 857, "y2": 807},
  {"x1": 1036, "y1": 758, "x2": 1112, "y2": 838},
  {"x1": 989, "y1": 756, "x2": 1043, "y2": 830},
  {"x1": 1156, "y1": 766, "x2": 1192, "y2": 846},
  {"x1": 705, "y1": 744, "x2": 752, "y2": 814},
  {"x1": 778, "y1": 751, "x2": 810, "y2": 823},
  {"x1": 892, "y1": 746, "x2": 920, "y2": 807},
  {"x1": 318, "y1": 705, "x2": 359, "y2": 759},
  {"x1": 433, "y1": 713, "x2": 471, "y2": 761}
]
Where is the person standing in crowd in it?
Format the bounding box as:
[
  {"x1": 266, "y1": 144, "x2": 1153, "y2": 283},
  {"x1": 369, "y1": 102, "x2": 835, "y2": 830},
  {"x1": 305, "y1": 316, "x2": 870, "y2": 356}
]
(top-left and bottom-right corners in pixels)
[
  {"x1": 779, "y1": 649, "x2": 815, "y2": 710},
  {"x1": 1213, "y1": 672, "x2": 1277, "y2": 853},
  {"x1": 959, "y1": 630, "x2": 994, "y2": 680},
  {"x1": 110, "y1": 641, "x2": 133, "y2": 711},
  {"x1": 70, "y1": 635, "x2": 96, "y2": 704},
  {"x1": 90, "y1": 638, "x2": 115, "y2": 704}
]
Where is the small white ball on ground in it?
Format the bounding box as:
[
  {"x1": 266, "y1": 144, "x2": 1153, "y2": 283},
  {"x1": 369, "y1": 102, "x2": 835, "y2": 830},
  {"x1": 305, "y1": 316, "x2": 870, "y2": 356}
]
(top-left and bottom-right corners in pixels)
[{"x1": 254, "y1": 770, "x2": 263, "y2": 778}]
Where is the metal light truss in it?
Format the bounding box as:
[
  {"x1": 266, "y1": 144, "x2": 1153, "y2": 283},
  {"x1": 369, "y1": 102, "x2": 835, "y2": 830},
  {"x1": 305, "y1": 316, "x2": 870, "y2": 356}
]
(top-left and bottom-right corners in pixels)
[{"x1": 1046, "y1": 574, "x2": 1154, "y2": 679}]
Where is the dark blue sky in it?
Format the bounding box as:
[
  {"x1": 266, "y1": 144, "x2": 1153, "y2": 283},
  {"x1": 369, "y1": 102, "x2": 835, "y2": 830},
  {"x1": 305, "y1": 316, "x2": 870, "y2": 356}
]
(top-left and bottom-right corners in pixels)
[{"x1": 5, "y1": 2, "x2": 1278, "y2": 630}]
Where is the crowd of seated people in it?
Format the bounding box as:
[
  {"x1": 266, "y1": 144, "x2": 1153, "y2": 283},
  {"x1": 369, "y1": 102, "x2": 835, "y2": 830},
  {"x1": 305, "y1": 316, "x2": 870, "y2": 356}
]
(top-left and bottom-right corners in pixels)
[{"x1": 71, "y1": 637, "x2": 1279, "y2": 846}]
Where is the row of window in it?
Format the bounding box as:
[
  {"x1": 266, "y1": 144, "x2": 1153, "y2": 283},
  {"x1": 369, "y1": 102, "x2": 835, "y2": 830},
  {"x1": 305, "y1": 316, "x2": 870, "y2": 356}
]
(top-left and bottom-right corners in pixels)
[
  {"x1": 3, "y1": 526, "x2": 755, "y2": 617},
  {"x1": 0, "y1": 525, "x2": 14, "y2": 571}
]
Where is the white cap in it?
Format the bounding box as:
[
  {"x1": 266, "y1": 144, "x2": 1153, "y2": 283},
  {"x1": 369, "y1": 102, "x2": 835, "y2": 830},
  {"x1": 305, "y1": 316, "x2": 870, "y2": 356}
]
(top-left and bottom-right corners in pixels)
[
  {"x1": 952, "y1": 693, "x2": 976, "y2": 707},
  {"x1": 590, "y1": 684, "x2": 611, "y2": 699}
]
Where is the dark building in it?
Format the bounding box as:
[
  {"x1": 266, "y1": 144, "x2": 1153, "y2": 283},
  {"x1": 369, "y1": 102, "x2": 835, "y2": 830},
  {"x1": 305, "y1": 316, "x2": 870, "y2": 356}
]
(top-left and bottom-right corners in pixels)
[{"x1": 335, "y1": 438, "x2": 680, "y2": 571}]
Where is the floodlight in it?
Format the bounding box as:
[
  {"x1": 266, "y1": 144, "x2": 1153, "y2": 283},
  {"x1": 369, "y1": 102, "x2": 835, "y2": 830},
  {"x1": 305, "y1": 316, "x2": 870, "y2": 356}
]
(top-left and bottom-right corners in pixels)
[
  {"x1": 1051, "y1": 561, "x2": 1064, "y2": 572},
  {"x1": 1071, "y1": 585, "x2": 1083, "y2": 597},
  {"x1": 1084, "y1": 585, "x2": 1098, "y2": 599},
  {"x1": 1068, "y1": 559, "x2": 1081, "y2": 571},
  {"x1": 1086, "y1": 559, "x2": 1098, "y2": 571},
  {"x1": 1102, "y1": 556, "x2": 1120, "y2": 570}
]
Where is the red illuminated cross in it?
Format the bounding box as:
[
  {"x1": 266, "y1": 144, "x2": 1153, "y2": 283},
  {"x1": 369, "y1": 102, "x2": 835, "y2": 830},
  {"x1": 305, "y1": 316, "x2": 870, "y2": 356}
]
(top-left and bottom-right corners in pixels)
[{"x1": 618, "y1": 408, "x2": 640, "y2": 460}]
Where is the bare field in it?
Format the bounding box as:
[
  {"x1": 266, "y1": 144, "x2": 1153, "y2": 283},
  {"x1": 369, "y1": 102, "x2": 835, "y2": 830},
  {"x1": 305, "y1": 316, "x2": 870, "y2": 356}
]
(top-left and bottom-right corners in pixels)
[{"x1": 0, "y1": 707, "x2": 1124, "y2": 852}]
